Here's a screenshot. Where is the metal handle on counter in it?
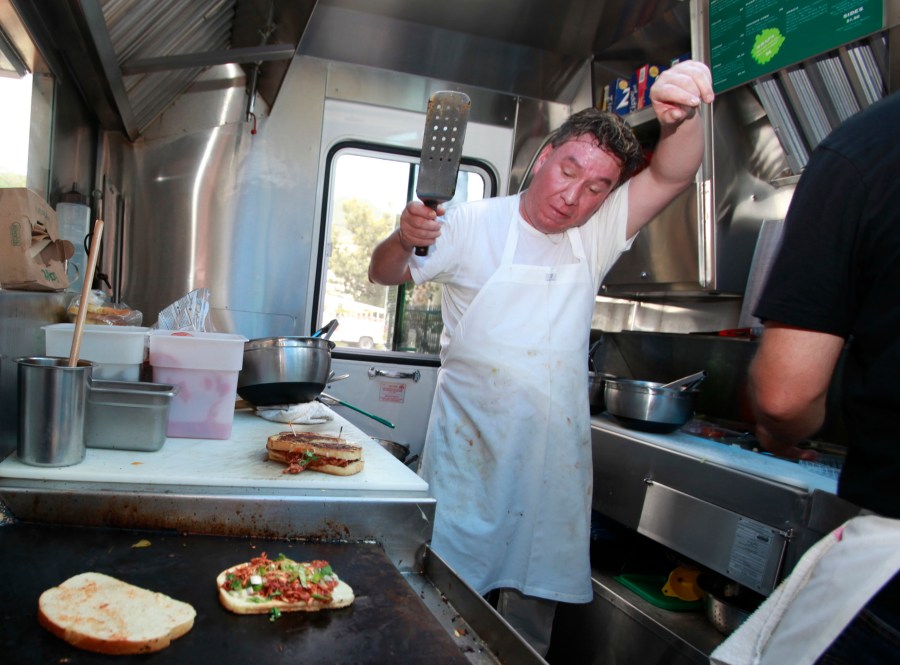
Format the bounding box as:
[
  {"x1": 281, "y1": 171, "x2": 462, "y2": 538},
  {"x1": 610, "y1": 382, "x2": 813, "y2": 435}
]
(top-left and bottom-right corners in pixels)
[{"x1": 368, "y1": 367, "x2": 421, "y2": 382}]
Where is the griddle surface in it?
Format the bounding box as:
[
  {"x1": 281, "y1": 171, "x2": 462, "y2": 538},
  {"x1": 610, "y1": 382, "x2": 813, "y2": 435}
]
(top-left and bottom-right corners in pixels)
[{"x1": 0, "y1": 522, "x2": 470, "y2": 664}]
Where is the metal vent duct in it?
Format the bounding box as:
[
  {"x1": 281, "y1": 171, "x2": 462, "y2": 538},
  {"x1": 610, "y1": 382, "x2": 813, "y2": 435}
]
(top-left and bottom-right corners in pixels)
[
  {"x1": 10, "y1": 0, "x2": 311, "y2": 141},
  {"x1": 9, "y1": 0, "x2": 687, "y2": 141},
  {"x1": 751, "y1": 34, "x2": 888, "y2": 175}
]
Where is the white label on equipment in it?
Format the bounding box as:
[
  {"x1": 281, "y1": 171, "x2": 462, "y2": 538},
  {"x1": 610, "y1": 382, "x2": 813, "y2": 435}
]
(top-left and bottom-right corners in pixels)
[
  {"x1": 727, "y1": 518, "x2": 774, "y2": 589},
  {"x1": 379, "y1": 382, "x2": 406, "y2": 404}
]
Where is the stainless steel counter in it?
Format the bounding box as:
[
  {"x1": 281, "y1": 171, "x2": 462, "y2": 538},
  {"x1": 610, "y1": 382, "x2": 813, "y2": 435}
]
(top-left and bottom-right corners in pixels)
[
  {"x1": 591, "y1": 414, "x2": 859, "y2": 594},
  {"x1": 0, "y1": 406, "x2": 543, "y2": 665}
]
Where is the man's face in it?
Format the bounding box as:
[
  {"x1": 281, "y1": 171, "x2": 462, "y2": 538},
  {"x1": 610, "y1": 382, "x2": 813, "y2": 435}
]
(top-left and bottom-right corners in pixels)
[{"x1": 520, "y1": 135, "x2": 623, "y2": 234}]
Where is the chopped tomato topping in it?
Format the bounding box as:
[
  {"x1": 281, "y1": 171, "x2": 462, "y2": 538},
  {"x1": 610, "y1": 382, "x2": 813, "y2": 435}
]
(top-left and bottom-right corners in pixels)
[{"x1": 221, "y1": 552, "x2": 339, "y2": 604}]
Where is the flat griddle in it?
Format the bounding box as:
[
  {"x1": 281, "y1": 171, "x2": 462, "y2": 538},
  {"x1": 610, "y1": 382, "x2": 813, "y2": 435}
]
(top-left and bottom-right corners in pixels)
[{"x1": 0, "y1": 522, "x2": 471, "y2": 664}]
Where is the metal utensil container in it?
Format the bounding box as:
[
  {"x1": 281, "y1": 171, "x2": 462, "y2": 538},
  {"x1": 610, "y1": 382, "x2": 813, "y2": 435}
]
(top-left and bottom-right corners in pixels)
[
  {"x1": 703, "y1": 592, "x2": 752, "y2": 635},
  {"x1": 16, "y1": 356, "x2": 95, "y2": 467},
  {"x1": 85, "y1": 380, "x2": 179, "y2": 451}
]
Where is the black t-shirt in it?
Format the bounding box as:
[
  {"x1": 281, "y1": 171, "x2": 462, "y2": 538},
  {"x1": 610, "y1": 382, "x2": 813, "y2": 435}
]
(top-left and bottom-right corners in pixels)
[{"x1": 754, "y1": 91, "x2": 900, "y2": 520}]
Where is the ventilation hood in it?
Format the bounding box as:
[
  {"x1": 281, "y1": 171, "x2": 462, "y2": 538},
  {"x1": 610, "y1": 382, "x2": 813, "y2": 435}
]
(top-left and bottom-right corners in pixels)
[{"x1": 6, "y1": 0, "x2": 686, "y2": 141}]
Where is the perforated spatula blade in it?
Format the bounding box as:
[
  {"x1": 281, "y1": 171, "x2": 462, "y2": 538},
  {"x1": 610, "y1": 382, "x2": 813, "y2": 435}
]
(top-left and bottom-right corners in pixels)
[{"x1": 415, "y1": 91, "x2": 471, "y2": 256}]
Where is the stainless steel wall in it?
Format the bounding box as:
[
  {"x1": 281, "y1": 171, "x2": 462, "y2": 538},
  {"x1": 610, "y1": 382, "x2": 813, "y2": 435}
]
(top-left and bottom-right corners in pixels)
[{"x1": 95, "y1": 56, "x2": 557, "y2": 338}]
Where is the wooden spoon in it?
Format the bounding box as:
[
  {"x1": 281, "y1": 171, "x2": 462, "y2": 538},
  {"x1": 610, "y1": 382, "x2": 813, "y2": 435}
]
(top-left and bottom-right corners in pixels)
[{"x1": 68, "y1": 218, "x2": 104, "y2": 367}]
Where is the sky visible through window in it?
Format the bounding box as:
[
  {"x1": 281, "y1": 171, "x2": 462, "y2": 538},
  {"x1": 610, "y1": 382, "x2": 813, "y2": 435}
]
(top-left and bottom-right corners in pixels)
[{"x1": 0, "y1": 73, "x2": 31, "y2": 186}]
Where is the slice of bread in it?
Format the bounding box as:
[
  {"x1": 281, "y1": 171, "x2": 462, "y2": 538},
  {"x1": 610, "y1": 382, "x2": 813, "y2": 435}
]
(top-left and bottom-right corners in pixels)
[
  {"x1": 266, "y1": 431, "x2": 363, "y2": 460},
  {"x1": 38, "y1": 572, "x2": 196, "y2": 655}
]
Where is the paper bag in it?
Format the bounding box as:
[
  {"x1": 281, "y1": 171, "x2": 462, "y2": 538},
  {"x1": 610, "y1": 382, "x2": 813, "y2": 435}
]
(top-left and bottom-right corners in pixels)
[{"x1": 0, "y1": 188, "x2": 73, "y2": 291}]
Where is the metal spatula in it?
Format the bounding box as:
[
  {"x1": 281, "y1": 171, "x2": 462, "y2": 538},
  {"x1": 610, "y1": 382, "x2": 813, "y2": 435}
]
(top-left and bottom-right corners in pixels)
[{"x1": 415, "y1": 90, "x2": 471, "y2": 256}]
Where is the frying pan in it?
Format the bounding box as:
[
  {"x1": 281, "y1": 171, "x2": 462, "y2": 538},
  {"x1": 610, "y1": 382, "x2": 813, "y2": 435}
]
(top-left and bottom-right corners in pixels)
[{"x1": 237, "y1": 337, "x2": 334, "y2": 406}]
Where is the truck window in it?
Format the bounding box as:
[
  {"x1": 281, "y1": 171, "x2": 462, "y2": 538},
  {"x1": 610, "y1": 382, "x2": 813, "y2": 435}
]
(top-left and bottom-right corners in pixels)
[
  {"x1": 319, "y1": 145, "x2": 491, "y2": 354},
  {"x1": 0, "y1": 73, "x2": 33, "y2": 188}
]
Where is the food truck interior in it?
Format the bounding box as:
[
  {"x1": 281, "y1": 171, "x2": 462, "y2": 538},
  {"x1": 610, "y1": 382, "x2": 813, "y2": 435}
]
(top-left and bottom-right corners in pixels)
[{"x1": 0, "y1": 1, "x2": 898, "y2": 663}]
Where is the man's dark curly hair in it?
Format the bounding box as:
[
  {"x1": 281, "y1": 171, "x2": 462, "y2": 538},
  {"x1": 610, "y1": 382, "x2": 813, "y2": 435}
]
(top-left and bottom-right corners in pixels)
[{"x1": 549, "y1": 108, "x2": 646, "y2": 186}]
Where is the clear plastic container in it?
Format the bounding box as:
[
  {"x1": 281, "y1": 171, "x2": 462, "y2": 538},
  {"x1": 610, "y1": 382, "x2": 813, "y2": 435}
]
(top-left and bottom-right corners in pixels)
[
  {"x1": 43, "y1": 324, "x2": 149, "y2": 381},
  {"x1": 147, "y1": 330, "x2": 247, "y2": 439}
]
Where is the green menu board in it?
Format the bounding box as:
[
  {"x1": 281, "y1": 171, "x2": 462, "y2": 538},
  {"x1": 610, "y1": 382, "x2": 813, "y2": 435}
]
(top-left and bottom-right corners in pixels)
[{"x1": 709, "y1": 0, "x2": 884, "y2": 92}]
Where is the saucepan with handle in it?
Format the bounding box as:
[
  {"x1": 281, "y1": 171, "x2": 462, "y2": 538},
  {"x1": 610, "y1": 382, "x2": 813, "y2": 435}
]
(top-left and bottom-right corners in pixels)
[
  {"x1": 604, "y1": 373, "x2": 704, "y2": 433},
  {"x1": 317, "y1": 392, "x2": 395, "y2": 429},
  {"x1": 237, "y1": 336, "x2": 335, "y2": 406}
]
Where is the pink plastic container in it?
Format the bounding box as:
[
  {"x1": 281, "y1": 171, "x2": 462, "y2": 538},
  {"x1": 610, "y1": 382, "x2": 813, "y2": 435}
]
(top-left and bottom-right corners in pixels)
[{"x1": 148, "y1": 330, "x2": 247, "y2": 439}]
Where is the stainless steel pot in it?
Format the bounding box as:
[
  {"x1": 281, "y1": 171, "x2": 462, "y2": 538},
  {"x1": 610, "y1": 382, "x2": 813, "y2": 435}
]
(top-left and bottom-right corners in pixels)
[
  {"x1": 697, "y1": 573, "x2": 764, "y2": 635},
  {"x1": 371, "y1": 438, "x2": 410, "y2": 462},
  {"x1": 588, "y1": 372, "x2": 618, "y2": 414},
  {"x1": 237, "y1": 337, "x2": 334, "y2": 406},
  {"x1": 604, "y1": 378, "x2": 698, "y2": 433}
]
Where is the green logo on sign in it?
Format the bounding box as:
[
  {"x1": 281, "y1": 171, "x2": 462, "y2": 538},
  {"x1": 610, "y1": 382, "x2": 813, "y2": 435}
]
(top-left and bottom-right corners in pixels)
[{"x1": 751, "y1": 28, "x2": 785, "y2": 65}]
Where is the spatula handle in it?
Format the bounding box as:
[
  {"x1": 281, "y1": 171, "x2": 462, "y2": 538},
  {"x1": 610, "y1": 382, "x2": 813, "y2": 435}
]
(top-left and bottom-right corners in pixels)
[{"x1": 415, "y1": 200, "x2": 440, "y2": 256}]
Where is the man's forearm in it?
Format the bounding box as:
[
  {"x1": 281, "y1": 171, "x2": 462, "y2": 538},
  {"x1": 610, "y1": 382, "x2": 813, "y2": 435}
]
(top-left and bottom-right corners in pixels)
[
  {"x1": 368, "y1": 229, "x2": 413, "y2": 285},
  {"x1": 648, "y1": 114, "x2": 705, "y2": 190}
]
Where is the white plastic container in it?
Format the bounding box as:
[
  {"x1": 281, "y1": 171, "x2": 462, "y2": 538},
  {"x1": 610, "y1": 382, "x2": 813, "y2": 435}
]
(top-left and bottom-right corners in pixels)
[
  {"x1": 43, "y1": 324, "x2": 149, "y2": 381},
  {"x1": 55, "y1": 201, "x2": 91, "y2": 293},
  {"x1": 148, "y1": 330, "x2": 247, "y2": 439}
]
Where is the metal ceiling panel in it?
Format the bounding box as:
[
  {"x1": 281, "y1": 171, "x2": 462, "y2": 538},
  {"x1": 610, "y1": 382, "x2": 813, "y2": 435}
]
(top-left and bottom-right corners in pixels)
[
  {"x1": 100, "y1": 0, "x2": 235, "y2": 136},
  {"x1": 9, "y1": 0, "x2": 687, "y2": 138}
]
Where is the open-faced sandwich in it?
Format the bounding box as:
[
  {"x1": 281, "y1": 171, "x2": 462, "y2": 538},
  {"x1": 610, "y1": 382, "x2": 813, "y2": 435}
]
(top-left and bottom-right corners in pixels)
[
  {"x1": 266, "y1": 431, "x2": 363, "y2": 476},
  {"x1": 217, "y1": 552, "x2": 354, "y2": 615}
]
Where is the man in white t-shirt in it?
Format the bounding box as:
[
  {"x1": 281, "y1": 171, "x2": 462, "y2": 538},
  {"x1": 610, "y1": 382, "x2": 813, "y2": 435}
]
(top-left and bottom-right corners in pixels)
[{"x1": 369, "y1": 60, "x2": 714, "y2": 655}]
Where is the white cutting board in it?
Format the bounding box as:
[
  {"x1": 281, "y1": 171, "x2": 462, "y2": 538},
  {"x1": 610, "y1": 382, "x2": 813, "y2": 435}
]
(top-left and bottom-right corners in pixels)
[{"x1": 0, "y1": 409, "x2": 429, "y2": 494}]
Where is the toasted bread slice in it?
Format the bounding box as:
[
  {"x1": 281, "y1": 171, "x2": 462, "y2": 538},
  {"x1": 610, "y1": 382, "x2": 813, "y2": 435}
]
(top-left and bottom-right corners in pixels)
[
  {"x1": 266, "y1": 431, "x2": 363, "y2": 459},
  {"x1": 38, "y1": 572, "x2": 195, "y2": 655},
  {"x1": 266, "y1": 431, "x2": 363, "y2": 475},
  {"x1": 217, "y1": 553, "x2": 354, "y2": 614}
]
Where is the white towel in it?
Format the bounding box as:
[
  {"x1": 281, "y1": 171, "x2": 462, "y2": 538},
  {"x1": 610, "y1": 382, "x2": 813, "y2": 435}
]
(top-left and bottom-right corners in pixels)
[
  {"x1": 253, "y1": 401, "x2": 334, "y2": 425},
  {"x1": 711, "y1": 514, "x2": 900, "y2": 665}
]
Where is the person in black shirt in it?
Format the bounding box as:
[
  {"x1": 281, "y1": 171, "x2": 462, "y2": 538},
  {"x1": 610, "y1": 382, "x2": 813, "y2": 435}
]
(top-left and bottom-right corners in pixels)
[{"x1": 748, "y1": 90, "x2": 900, "y2": 663}]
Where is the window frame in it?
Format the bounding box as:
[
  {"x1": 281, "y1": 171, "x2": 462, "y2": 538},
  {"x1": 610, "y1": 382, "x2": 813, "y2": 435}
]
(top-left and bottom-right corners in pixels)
[{"x1": 314, "y1": 139, "x2": 497, "y2": 362}]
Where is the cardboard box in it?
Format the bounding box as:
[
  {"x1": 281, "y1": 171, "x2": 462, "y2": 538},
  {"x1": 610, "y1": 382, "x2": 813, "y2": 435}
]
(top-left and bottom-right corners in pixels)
[
  {"x1": 596, "y1": 82, "x2": 613, "y2": 112},
  {"x1": 0, "y1": 189, "x2": 72, "y2": 291},
  {"x1": 635, "y1": 64, "x2": 668, "y2": 110},
  {"x1": 611, "y1": 77, "x2": 633, "y2": 116}
]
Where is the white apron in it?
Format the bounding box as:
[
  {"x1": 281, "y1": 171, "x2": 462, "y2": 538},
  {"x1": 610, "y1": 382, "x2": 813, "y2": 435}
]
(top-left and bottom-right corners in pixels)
[{"x1": 420, "y1": 212, "x2": 595, "y2": 603}]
